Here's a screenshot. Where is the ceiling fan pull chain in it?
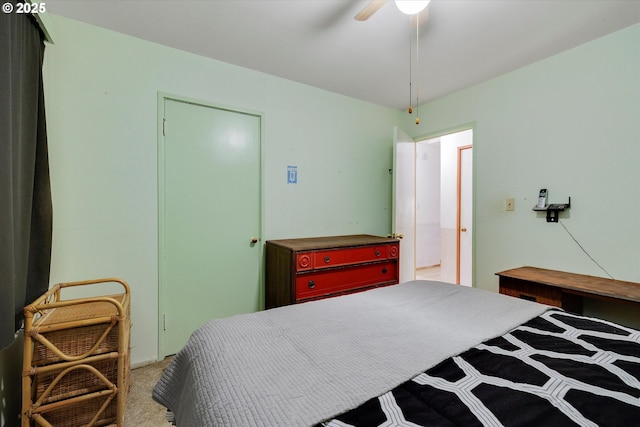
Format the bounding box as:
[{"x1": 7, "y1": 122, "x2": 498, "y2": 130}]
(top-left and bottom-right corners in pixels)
[
  {"x1": 408, "y1": 16, "x2": 413, "y2": 114},
  {"x1": 415, "y1": 16, "x2": 420, "y2": 125}
]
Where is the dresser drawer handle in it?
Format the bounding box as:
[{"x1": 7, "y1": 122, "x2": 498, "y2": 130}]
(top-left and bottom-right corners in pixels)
[
  {"x1": 382, "y1": 268, "x2": 387, "y2": 274},
  {"x1": 375, "y1": 250, "x2": 381, "y2": 257},
  {"x1": 324, "y1": 256, "x2": 330, "y2": 263},
  {"x1": 308, "y1": 280, "x2": 316, "y2": 289}
]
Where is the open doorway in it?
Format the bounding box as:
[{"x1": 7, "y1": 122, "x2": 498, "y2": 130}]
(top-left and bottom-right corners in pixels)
[{"x1": 415, "y1": 129, "x2": 473, "y2": 286}]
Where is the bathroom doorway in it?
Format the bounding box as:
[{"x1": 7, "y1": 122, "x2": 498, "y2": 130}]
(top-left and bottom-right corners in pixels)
[{"x1": 415, "y1": 128, "x2": 473, "y2": 286}]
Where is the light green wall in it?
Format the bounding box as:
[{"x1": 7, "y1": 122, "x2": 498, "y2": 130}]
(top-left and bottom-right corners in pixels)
[
  {"x1": 42, "y1": 15, "x2": 402, "y2": 365},
  {"x1": 404, "y1": 24, "x2": 640, "y2": 326}
]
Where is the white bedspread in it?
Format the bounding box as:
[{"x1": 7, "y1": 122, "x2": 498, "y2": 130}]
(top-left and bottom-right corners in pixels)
[{"x1": 152, "y1": 280, "x2": 548, "y2": 426}]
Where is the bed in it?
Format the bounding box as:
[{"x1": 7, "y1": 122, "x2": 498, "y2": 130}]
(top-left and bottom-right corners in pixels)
[{"x1": 152, "y1": 280, "x2": 640, "y2": 426}]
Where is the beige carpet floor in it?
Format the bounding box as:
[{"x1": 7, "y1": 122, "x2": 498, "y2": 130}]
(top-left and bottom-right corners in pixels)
[{"x1": 124, "y1": 357, "x2": 173, "y2": 427}]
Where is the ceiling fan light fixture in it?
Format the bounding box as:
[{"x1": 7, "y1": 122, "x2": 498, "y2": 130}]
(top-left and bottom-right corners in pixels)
[{"x1": 395, "y1": 0, "x2": 430, "y2": 15}]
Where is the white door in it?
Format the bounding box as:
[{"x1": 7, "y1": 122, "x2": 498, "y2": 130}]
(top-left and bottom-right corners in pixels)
[
  {"x1": 159, "y1": 97, "x2": 262, "y2": 357},
  {"x1": 458, "y1": 146, "x2": 472, "y2": 286},
  {"x1": 392, "y1": 127, "x2": 415, "y2": 283}
]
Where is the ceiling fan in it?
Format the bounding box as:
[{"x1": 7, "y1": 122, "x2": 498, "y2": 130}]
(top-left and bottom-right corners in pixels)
[
  {"x1": 355, "y1": 0, "x2": 432, "y2": 123},
  {"x1": 355, "y1": 0, "x2": 431, "y2": 21}
]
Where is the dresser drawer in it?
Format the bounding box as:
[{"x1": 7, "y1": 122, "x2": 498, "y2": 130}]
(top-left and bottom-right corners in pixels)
[
  {"x1": 295, "y1": 261, "x2": 398, "y2": 301},
  {"x1": 296, "y1": 243, "x2": 399, "y2": 272}
]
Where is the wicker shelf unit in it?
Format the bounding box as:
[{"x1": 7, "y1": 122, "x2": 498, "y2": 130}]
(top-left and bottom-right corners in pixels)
[{"x1": 22, "y1": 278, "x2": 131, "y2": 427}]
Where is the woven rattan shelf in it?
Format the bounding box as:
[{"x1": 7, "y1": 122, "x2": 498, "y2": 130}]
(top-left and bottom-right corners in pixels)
[{"x1": 22, "y1": 278, "x2": 131, "y2": 427}]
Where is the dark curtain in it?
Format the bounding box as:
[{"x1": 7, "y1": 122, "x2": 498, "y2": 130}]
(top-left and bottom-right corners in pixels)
[{"x1": 0, "y1": 1, "x2": 52, "y2": 351}]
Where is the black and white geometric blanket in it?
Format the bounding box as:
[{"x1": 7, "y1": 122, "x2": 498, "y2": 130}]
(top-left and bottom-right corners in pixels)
[{"x1": 320, "y1": 310, "x2": 640, "y2": 427}]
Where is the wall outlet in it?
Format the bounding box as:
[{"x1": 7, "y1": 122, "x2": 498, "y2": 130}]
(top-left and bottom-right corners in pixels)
[{"x1": 506, "y1": 197, "x2": 515, "y2": 211}]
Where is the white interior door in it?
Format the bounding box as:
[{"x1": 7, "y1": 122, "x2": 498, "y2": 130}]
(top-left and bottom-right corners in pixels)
[
  {"x1": 392, "y1": 127, "x2": 415, "y2": 283},
  {"x1": 159, "y1": 98, "x2": 262, "y2": 357},
  {"x1": 458, "y1": 146, "x2": 473, "y2": 286}
]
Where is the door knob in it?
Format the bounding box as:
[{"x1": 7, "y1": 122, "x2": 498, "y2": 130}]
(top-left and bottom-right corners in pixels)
[
  {"x1": 460, "y1": 228, "x2": 467, "y2": 232},
  {"x1": 250, "y1": 237, "x2": 259, "y2": 244},
  {"x1": 387, "y1": 233, "x2": 404, "y2": 239}
]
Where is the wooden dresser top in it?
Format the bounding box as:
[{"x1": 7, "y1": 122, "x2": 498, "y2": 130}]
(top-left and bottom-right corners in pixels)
[
  {"x1": 266, "y1": 234, "x2": 397, "y2": 251},
  {"x1": 496, "y1": 266, "x2": 640, "y2": 304}
]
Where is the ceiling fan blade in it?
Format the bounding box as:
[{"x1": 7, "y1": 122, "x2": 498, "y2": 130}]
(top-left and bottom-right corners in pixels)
[{"x1": 354, "y1": 0, "x2": 388, "y2": 21}]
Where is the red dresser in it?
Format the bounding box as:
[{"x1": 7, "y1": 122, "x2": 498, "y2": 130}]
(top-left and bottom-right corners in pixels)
[{"x1": 265, "y1": 235, "x2": 400, "y2": 308}]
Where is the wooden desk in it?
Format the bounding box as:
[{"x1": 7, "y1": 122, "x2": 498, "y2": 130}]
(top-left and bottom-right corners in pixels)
[{"x1": 496, "y1": 266, "x2": 640, "y2": 314}]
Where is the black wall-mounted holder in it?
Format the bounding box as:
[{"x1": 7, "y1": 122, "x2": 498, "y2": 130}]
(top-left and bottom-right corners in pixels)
[{"x1": 532, "y1": 197, "x2": 571, "y2": 223}]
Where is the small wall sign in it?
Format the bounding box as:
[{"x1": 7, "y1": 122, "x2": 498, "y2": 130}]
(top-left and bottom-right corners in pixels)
[{"x1": 287, "y1": 166, "x2": 298, "y2": 184}]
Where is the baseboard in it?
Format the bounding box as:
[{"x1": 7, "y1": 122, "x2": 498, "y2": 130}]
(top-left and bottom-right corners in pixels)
[{"x1": 131, "y1": 359, "x2": 160, "y2": 370}]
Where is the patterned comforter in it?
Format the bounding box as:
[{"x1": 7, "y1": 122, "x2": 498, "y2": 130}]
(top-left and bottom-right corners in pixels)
[{"x1": 321, "y1": 310, "x2": 640, "y2": 427}]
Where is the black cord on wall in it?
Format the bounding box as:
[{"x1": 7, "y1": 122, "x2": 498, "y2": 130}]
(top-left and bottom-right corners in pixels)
[{"x1": 558, "y1": 219, "x2": 614, "y2": 279}]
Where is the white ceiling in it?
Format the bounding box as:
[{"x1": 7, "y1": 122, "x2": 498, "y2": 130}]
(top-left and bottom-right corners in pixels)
[{"x1": 45, "y1": 0, "x2": 640, "y2": 110}]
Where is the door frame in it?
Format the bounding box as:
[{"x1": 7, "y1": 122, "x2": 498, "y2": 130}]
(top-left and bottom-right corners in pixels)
[
  {"x1": 156, "y1": 92, "x2": 265, "y2": 359},
  {"x1": 414, "y1": 123, "x2": 476, "y2": 286}
]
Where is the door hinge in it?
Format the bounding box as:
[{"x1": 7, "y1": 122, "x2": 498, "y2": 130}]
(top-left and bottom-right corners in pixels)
[
  {"x1": 163, "y1": 118, "x2": 166, "y2": 136},
  {"x1": 163, "y1": 313, "x2": 167, "y2": 331}
]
